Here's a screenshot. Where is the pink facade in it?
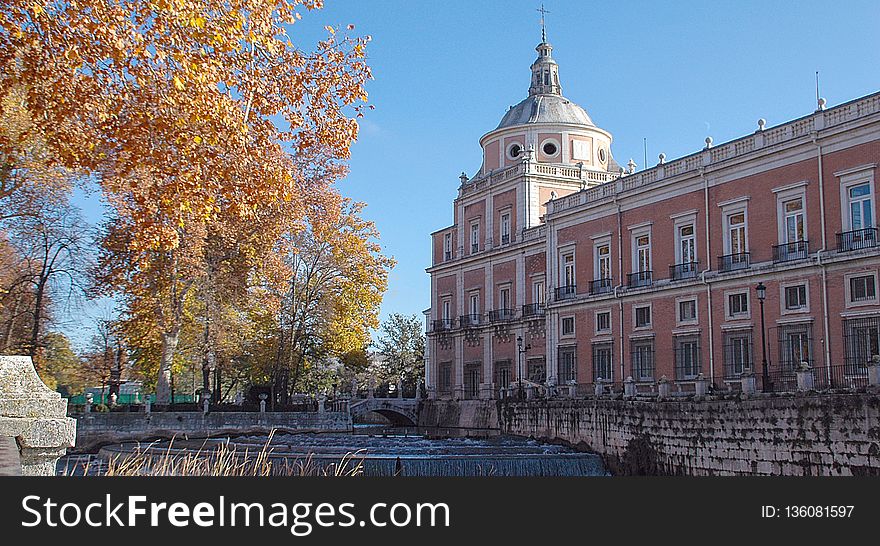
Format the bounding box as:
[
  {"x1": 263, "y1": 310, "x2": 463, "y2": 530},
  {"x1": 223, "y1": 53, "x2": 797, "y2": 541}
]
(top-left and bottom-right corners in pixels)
[{"x1": 425, "y1": 39, "x2": 880, "y2": 400}]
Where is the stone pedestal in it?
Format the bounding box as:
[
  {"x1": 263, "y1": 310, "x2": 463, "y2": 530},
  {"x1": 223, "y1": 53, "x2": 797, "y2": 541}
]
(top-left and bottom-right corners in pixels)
[
  {"x1": 594, "y1": 380, "x2": 605, "y2": 396},
  {"x1": 317, "y1": 396, "x2": 326, "y2": 413},
  {"x1": 624, "y1": 376, "x2": 636, "y2": 398},
  {"x1": 566, "y1": 382, "x2": 577, "y2": 398},
  {"x1": 0, "y1": 356, "x2": 76, "y2": 475},
  {"x1": 479, "y1": 383, "x2": 494, "y2": 400},
  {"x1": 657, "y1": 376, "x2": 670, "y2": 399},
  {"x1": 796, "y1": 366, "x2": 815, "y2": 392},
  {"x1": 694, "y1": 374, "x2": 708, "y2": 397},
  {"x1": 868, "y1": 364, "x2": 880, "y2": 387},
  {"x1": 741, "y1": 373, "x2": 757, "y2": 395},
  {"x1": 525, "y1": 385, "x2": 535, "y2": 400},
  {"x1": 144, "y1": 397, "x2": 151, "y2": 414}
]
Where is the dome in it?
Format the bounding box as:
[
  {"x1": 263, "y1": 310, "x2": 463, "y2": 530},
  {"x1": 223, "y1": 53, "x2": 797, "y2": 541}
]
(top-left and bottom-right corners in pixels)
[{"x1": 496, "y1": 94, "x2": 594, "y2": 130}]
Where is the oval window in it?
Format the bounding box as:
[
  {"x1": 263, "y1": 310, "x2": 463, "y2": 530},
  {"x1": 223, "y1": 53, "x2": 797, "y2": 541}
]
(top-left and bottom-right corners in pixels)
[
  {"x1": 542, "y1": 141, "x2": 558, "y2": 156},
  {"x1": 508, "y1": 144, "x2": 522, "y2": 159},
  {"x1": 598, "y1": 148, "x2": 607, "y2": 163}
]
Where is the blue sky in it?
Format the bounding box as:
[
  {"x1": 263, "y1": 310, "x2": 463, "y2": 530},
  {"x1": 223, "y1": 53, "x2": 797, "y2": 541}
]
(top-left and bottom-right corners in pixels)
[{"x1": 67, "y1": 0, "x2": 880, "y2": 347}]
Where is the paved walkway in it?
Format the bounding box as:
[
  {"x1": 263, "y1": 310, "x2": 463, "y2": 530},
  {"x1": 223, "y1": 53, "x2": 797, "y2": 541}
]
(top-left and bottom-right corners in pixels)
[{"x1": 0, "y1": 436, "x2": 22, "y2": 475}]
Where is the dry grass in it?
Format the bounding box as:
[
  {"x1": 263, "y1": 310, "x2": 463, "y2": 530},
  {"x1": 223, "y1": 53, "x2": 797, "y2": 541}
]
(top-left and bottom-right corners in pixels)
[{"x1": 97, "y1": 430, "x2": 365, "y2": 477}]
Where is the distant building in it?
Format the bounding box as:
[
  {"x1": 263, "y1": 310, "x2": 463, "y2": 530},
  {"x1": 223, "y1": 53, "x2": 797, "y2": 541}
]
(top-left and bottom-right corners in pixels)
[{"x1": 425, "y1": 37, "x2": 880, "y2": 399}]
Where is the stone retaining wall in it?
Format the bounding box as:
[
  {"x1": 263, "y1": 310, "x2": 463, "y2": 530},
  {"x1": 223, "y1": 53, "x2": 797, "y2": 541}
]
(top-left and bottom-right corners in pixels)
[
  {"x1": 74, "y1": 411, "x2": 352, "y2": 452},
  {"x1": 499, "y1": 393, "x2": 880, "y2": 476}
]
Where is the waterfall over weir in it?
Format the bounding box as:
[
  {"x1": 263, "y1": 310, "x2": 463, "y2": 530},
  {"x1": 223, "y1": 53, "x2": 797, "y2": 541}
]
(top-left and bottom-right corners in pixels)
[{"x1": 69, "y1": 432, "x2": 608, "y2": 477}]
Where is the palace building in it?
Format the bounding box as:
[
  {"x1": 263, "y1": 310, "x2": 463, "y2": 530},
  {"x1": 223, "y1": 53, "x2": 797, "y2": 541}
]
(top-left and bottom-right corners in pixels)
[{"x1": 424, "y1": 37, "x2": 880, "y2": 400}]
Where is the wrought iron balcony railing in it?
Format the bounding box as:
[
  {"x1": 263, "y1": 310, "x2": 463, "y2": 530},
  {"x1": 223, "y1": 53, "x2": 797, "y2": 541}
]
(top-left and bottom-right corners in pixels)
[
  {"x1": 554, "y1": 285, "x2": 577, "y2": 301},
  {"x1": 459, "y1": 314, "x2": 482, "y2": 328},
  {"x1": 488, "y1": 308, "x2": 516, "y2": 323},
  {"x1": 836, "y1": 227, "x2": 879, "y2": 252},
  {"x1": 589, "y1": 278, "x2": 613, "y2": 295},
  {"x1": 521, "y1": 303, "x2": 546, "y2": 318},
  {"x1": 718, "y1": 252, "x2": 750, "y2": 272},
  {"x1": 669, "y1": 261, "x2": 699, "y2": 281},
  {"x1": 431, "y1": 319, "x2": 455, "y2": 332},
  {"x1": 773, "y1": 240, "x2": 809, "y2": 263},
  {"x1": 626, "y1": 270, "x2": 653, "y2": 288}
]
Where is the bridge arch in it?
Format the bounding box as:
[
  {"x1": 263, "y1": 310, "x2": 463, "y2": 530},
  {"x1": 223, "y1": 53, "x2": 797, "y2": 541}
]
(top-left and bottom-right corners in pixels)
[{"x1": 349, "y1": 399, "x2": 419, "y2": 427}]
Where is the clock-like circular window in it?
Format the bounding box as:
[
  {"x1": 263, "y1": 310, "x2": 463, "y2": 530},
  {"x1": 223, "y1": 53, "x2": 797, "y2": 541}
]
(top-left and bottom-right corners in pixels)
[
  {"x1": 542, "y1": 141, "x2": 559, "y2": 157},
  {"x1": 598, "y1": 148, "x2": 607, "y2": 163},
  {"x1": 507, "y1": 143, "x2": 522, "y2": 159}
]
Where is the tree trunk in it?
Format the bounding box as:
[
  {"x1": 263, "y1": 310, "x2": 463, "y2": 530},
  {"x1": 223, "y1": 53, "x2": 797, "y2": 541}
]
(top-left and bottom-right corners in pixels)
[
  {"x1": 27, "y1": 277, "x2": 47, "y2": 357},
  {"x1": 156, "y1": 329, "x2": 180, "y2": 404}
]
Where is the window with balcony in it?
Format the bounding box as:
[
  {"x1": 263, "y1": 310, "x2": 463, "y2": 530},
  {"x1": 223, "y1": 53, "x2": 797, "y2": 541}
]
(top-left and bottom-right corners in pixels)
[
  {"x1": 494, "y1": 360, "x2": 512, "y2": 389},
  {"x1": 720, "y1": 208, "x2": 750, "y2": 271},
  {"x1": 557, "y1": 251, "x2": 576, "y2": 299},
  {"x1": 837, "y1": 173, "x2": 877, "y2": 252},
  {"x1": 491, "y1": 286, "x2": 514, "y2": 322},
  {"x1": 500, "y1": 212, "x2": 511, "y2": 245},
  {"x1": 463, "y1": 362, "x2": 481, "y2": 399},
  {"x1": 592, "y1": 242, "x2": 613, "y2": 294},
  {"x1": 774, "y1": 195, "x2": 808, "y2": 262},
  {"x1": 673, "y1": 223, "x2": 698, "y2": 279},
  {"x1": 443, "y1": 232, "x2": 453, "y2": 261},
  {"x1": 524, "y1": 280, "x2": 546, "y2": 317},
  {"x1": 628, "y1": 232, "x2": 652, "y2": 287}
]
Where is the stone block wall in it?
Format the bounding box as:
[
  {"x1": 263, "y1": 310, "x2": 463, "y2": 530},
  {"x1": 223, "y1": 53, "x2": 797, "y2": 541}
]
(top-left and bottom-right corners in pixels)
[
  {"x1": 74, "y1": 411, "x2": 352, "y2": 452},
  {"x1": 499, "y1": 393, "x2": 880, "y2": 476}
]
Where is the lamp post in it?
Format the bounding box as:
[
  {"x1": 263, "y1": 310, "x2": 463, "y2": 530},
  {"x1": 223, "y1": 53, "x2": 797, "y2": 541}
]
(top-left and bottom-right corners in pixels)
[
  {"x1": 756, "y1": 282, "x2": 771, "y2": 392},
  {"x1": 516, "y1": 335, "x2": 531, "y2": 399}
]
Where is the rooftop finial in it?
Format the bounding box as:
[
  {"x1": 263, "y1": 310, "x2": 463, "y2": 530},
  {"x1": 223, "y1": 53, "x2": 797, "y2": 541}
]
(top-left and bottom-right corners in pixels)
[{"x1": 537, "y1": 3, "x2": 550, "y2": 43}]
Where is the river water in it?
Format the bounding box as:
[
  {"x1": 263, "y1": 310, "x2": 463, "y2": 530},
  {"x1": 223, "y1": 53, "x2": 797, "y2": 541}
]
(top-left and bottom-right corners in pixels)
[{"x1": 58, "y1": 429, "x2": 607, "y2": 477}]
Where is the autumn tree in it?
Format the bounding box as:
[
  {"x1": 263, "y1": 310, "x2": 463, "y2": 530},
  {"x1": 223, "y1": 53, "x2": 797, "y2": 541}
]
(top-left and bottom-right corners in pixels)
[
  {"x1": 375, "y1": 313, "x2": 425, "y2": 386},
  {"x1": 1, "y1": 1, "x2": 375, "y2": 402},
  {"x1": 266, "y1": 195, "x2": 393, "y2": 404}
]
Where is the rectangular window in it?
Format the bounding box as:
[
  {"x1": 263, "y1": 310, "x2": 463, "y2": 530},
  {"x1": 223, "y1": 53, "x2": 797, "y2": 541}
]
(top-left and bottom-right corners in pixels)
[
  {"x1": 439, "y1": 362, "x2": 453, "y2": 394},
  {"x1": 778, "y1": 324, "x2": 812, "y2": 373},
  {"x1": 631, "y1": 339, "x2": 655, "y2": 381},
  {"x1": 596, "y1": 311, "x2": 611, "y2": 333},
  {"x1": 679, "y1": 299, "x2": 697, "y2": 323},
  {"x1": 499, "y1": 287, "x2": 511, "y2": 310},
  {"x1": 783, "y1": 197, "x2": 805, "y2": 243},
  {"x1": 561, "y1": 252, "x2": 575, "y2": 288},
  {"x1": 470, "y1": 222, "x2": 479, "y2": 254},
  {"x1": 463, "y1": 362, "x2": 481, "y2": 399},
  {"x1": 724, "y1": 331, "x2": 753, "y2": 377},
  {"x1": 592, "y1": 343, "x2": 613, "y2": 381},
  {"x1": 678, "y1": 224, "x2": 696, "y2": 264},
  {"x1": 843, "y1": 316, "x2": 880, "y2": 375},
  {"x1": 527, "y1": 358, "x2": 546, "y2": 383},
  {"x1": 469, "y1": 293, "x2": 479, "y2": 316},
  {"x1": 728, "y1": 292, "x2": 749, "y2": 317},
  {"x1": 442, "y1": 299, "x2": 451, "y2": 321},
  {"x1": 561, "y1": 316, "x2": 575, "y2": 336},
  {"x1": 784, "y1": 284, "x2": 808, "y2": 310},
  {"x1": 596, "y1": 243, "x2": 612, "y2": 280},
  {"x1": 533, "y1": 280, "x2": 546, "y2": 305},
  {"x1": 848, "y1": 182, "x2": 874, "y2": 230},
  {"x1": 444, "y1": 233, "x2": 453, "y2": 261},
  {"x1": 494, "y1": 360, "x2": 512, "y2": 389},
  {"x1": 674, "y1": 336, "x2": 701, "y2": 380},
  {"x1": 635, "y1": 305, "x2": 651, "y2": 328},
  {"x1": 558, "y1": 346, "x2": 577, "y2": 383},
  {"x1": 500, "y1": 213, "x2": 511, "y2": 245},
  {"x1": 635, "y1": 234, "x2": 651, "y2": 273},
  {"x1": 727, "y1": 211, "x2": 747, "y2": 254},
  {"x1": 850, "y1": 275, "x2": 877, "y2": 303}
]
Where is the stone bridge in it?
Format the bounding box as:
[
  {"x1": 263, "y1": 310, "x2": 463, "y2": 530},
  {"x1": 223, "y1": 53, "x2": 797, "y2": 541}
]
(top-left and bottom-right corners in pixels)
[{"x1": 349, "y1": 398, "x2": 420, "y2": 426}]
